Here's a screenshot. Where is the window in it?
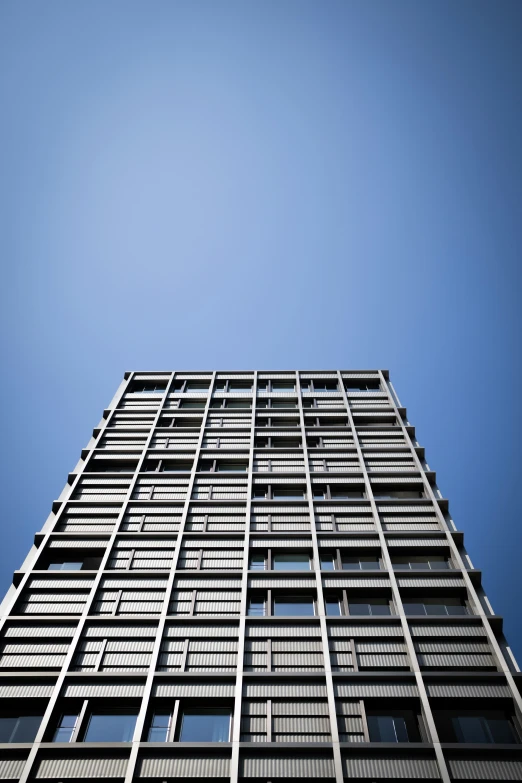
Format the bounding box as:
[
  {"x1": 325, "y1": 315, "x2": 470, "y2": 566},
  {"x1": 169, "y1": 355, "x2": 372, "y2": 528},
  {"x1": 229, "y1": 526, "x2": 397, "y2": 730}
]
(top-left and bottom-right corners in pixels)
[
  {"x1": 160, "y1": 461, "x2": 192, "y2": 472},
  {"x1": 249, "y1": 554, "x2": 266, "y2": 571},
  {"x1": 148, "y1": 712, "x2": 172, "y2": 742},
  {"x1": 305, "y1": 381, "x2": 338, "y2": 392},
  {"x1": 367, "y1": 715, "x2": 409, "y2": 742},
  {"x1": 48, "y1": 562, "x2": 83, "y2": 571},
  {"x1": 373, "y1": 491, "x2": 424, "y2": 499},
  {"x1": 392, "y1": 556, "x2": 450, "y2": 571},
  {"x1": 248, "y1": 596, "x2": 266, "y2": 616},
  {"x1": 83, "y1": 712, "x2": 137, "y2": 742},
  {"x1": 342, "y1": 556, "x2": 380, "y2": 571},
  {"x1": 132, "y1": 383, "x2": 166, "y2": 394},
  {"x1": 0, "y1": 715, "x2": 41, "y2": 743},
  {"x1": 180, "y1": 400, "x2": 205, "y2": 409},
  {"x1": 272, "y1": 488, "x2": 305, "y2": 500},
  {"x1": 217, "y1": 462, "x2": 247, "y2": 472},
  {"x1": 270, "y1": 399, "x2": 297, "y2": 408},
  {"x1": 320, "y1": 554, "x2": 336, "y2": 571},
  {"x1": 349, "y1": 599, "x2": 391, "y2": 616},
  {"x1": 271, "y1": 381, "x2": 295, "y2": 391},
  {"x1": 325, "y1": 597, "x2": 342, "y2": 616},
  {"x1": 185, "y1": 381, "x2": 210, "y2": 391},
  {"x1": 314, "y1": 485, "x2": 365, "y2": 500},
  {"x1": 273, "y1": 553, "x2": 310, "y2": 571},
  {"x1": 273, "y1": 596, "x2": 315, "y2": 616},
  {"x1": 403, "y1": 599, "x2": 468, "y2": 616},
  {"x1": 435, "y1": 711, "x2": 520, "y2": 744},
  {"x1": 228, "y1": 382, "x2": 253, "y2": 391},
  {"x1": 226, "y1": 400, "x2": 251, "y2": 409},
  {"x1": 345, "y1": 382, "x2": 381, "y2": 392},
  {"x1": 53, "y1": 713, "x2": 79, "y2": 742},
  {"x1": 179, "y1": 709, "x2": 231, "y2": 742}
]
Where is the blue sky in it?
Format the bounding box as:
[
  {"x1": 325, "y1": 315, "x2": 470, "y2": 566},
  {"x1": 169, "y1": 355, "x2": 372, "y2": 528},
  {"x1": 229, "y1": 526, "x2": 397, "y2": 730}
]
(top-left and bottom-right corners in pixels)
[{"x1": 1, "y1": 0, "x2": 521, "y2": 655}]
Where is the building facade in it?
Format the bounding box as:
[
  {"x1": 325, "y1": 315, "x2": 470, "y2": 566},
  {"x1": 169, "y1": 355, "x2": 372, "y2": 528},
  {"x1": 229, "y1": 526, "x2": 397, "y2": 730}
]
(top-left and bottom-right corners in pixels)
[{"x1": 0, "y1": 369, "x2": 520, "y2": 782}]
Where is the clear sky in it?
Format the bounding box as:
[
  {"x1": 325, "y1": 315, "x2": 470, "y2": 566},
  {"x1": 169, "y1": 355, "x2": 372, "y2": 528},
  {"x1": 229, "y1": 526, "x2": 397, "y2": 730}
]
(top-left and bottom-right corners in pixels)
[{"x1": 1, "y1": 1, "x2": 521, "y2": 656}]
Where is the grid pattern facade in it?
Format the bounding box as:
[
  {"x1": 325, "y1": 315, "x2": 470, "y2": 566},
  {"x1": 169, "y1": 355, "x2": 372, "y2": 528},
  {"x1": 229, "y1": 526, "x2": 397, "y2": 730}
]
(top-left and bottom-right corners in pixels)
[{"x1": 0, "y1": 369, "x2": 521, "y2": 782}]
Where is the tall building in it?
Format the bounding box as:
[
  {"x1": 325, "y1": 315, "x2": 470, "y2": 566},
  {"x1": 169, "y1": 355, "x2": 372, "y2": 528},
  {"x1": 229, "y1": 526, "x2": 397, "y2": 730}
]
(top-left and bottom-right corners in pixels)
[{"x1": 0, "y1": 369, "x2": 520, "y2": 783}]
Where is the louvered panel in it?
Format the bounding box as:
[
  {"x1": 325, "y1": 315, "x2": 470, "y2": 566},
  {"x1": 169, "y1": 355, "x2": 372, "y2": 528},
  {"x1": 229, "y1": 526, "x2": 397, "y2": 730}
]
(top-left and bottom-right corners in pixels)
[
  {"x1": 250, "y1": 539, "x2": 311, "y2": 548},
  {"x1": 246, "y1": 624, "x2": 321, "y2": 637},
  {"x1": 410, "y1": 625, "x2": 487, "y2": 639},
  {"x1": 164, "y1": 624, "x2": 238, "y2": 637},
  {"x1": 318, "y1": 538, "x2": 377, "y2": 547},
  {"x1": 342, "y1": 756, "x2": 439, "y2": 779},
  {"x1": 334, "y1": 681, "x2": 418, "y2": 697},
  {"x1": 273, "y1": 715, "x2": 331, "y2": 733},
  {"x1": 273, "y1": 653, "x2": 324, "y2": 666},
  {"x1": 244, "y1": 682, "x2": 327, "y2": 697},
  {"x1": 186, "y1": 652, "x2": 237, "y2": 666},
  {"x1": 323, "y1": 577, "x2": 390, "y2": 588},
  {"x1": 4, "y1": 624, "x2": 76, "y2": 638},
  {"x1": 248, "y1": 577, "x2": 315, "y2": 588},
  {"x1": 418, "y1": 653, "x2": 495, "y2": 668},
  {"x1": 384, "y1": 522, "x2": 440, "y2": 531},
  {"x1": 0, "y1": 654, "x2": 66, "y2": 668},
  {"x1": 397, "y1": 576, "x2": 465, "y2": 588},
  {"x1": 47, "y1": 539, "x2": 108, "y2": 549},
  {"x1": 358, "y1": 654, "x2": 409, "y2": 668},
  {"x1": 386, "y1": 538, "x2": 447, "y2": 547},
  {"x1": 415, "y1": 641, "x2": 491, "y2": 653}
]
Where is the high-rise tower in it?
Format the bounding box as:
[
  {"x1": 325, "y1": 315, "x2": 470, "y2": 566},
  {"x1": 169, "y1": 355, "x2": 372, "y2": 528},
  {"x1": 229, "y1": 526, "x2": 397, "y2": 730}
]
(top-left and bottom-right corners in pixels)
[{"x1": 0, "y1": 370, "x2": 520, "y2": 783}]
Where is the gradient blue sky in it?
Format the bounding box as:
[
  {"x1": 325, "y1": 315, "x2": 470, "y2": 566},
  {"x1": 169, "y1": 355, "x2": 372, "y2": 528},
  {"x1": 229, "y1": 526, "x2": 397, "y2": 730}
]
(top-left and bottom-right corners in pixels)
[{"x1": 1, "y1": 0, "x2": 521, "y2": 655}]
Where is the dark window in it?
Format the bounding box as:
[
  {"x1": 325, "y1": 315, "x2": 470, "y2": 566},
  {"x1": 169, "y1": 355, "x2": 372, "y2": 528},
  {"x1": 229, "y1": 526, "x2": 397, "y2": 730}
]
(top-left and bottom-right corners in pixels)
[
  {"x1": 83, "y1": 712, "x2": 137, "y2": 742},
  {"x1": 185, "y1": 382, "x2": 210, "y2": 391},
  {"x1": 226, "y1": 400, "x2": 250, "y2": 409},
  {"x1": 180, "y1": 401, "x2": 205, "y2": 409},
  {"x1": 148, "y1": 712, "x2": 171, "y2": 742},
  {"x1": 342, "y1": 556, "x2": 380, "y2": 571},
  {"x1": 273, "y1": 596, "x2": 315, "y2": 616},
  {"x1": 228, "y1": 382, "x2": 252, "y2": 391},
  {"x1": 273, "y1": 553, "x2": 310, "y2": 571},
  {"x1": 367, "y1": 715, "x2": 409, "y2": 742},
  {"x1": 53, "y1": 713, "x2": 78, "y2": 742},
  {"x1": 271, "y1": 382, "x2": 295, "y2": 391},
  {"x1": 0, "y1": 715, "x2": 41, "y2": 743},
  {"x1": 216, "y1": 462, "x2": 247, "y2": 472},
  {"x1": 349, "y1": 600, "x2": 391, "y2": 616},
  {"x1": 346, "y1": 382, "x2": 381, "y2": 392},
  {"x1": 161, "y1": 461, "x2": 192, "y2": 472},
  {"x1": 403, "y1": 599, "x2": 468, "y2": 616},
  {"x1": 331, "y1": 489, "x2": 365, "y2": 499},
  {"x1": 272, "y1": 488, "x2": 306, "y2": 500},
  {"x1": 179, "y1": 709, "x2": 231, "y2": 742},
  {"x1": 435, "y1": 710, "x2": 520, "y2": 744},
  {"x1": 392, "y1": 556, "x2": 449, "y2": 571},
  {"x1": 452, "y1": 715, "x2": 517, "y2": 744},
  {"x1": 271, "y1": 399, "x2": 297, "y2": 408}
]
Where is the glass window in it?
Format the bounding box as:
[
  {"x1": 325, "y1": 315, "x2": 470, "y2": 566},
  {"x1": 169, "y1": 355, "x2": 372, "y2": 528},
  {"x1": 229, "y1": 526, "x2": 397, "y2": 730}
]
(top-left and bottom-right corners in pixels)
[
  {"x1": 320, "y1": 554, "x2": 335, "y2": 571},
  {"x1": 273, "y1": 553, "x2": 310, "y2": 571},
  {"x1": 179, "y1": 710, "x2": 231, "y2": 742},
  {"x1": 226, "y1": 400, "x2": 250, "y2": 409},
  {"x1": 162, "y1": 462, "x2": 192, "y2": 472},
  {"x1": 273, "y1": 596, "x2": 315, "y2": 616},
  {"x1": 373, "y1": 491, "x2": 423, "y2": 499},
  {"x1": 253, "y1": 489, "x2": 268, "y2": 499},
  {"x1": 272, "y1": 489, "x2": 305, "y2": 500},
  {"x1": 452, "y1": 715, "x2": 518, "y2": 744},
  {"x1": 0, "y1": 715, "x2": 41, "y2": 743},
  {"x1": 271, "y1": 400, "x2": 297, "y2": 408},
  {"x1": 247, "y1": 596, "x2": 266, "y2": 616},
  {"x1": 271, "y1": 382, "x2": 295, "y2": 391},
  {"x1": 331, "y1": 490, "x2": 364, "y2": 499},
  {"x1": 53, "y1": 714, "x2": 78, "y2": 742},
  {"x1": 48, "y1": 562, "x2": 83, "y2": 571},
  {"x1": 228, "y1": 383, "x2": 252, "y2": 391},
  {"x1": 217, "y1": 463, "x2": 247, "y2": 472},
  {"x1": 185, "y1": 382, "x2": 210, "y2": 391},
  {"x1": 249, "y1": 555, "x2": 266, "y2": 571},
  {"x1": 349, "y1": 601, "x2": 391, "y2": 616},
  {"x1": 342, "y1": 556, "x2": 380, "y2": 571},
  {"x1": 325, "y1": 597, "x2": 342, "y2": 616},
  {"x1": 367, "y1": 715, "x2": 409, "y2": 742},
  {"x1": 180, "y1": 401, "x2": 205, "y2": 409},
  {"x1": 148, "y1": 712, "x2": 171, "y2": 742},
  {"x1": 83, "y1": 713, "x2": 137, "y2": 743}
]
